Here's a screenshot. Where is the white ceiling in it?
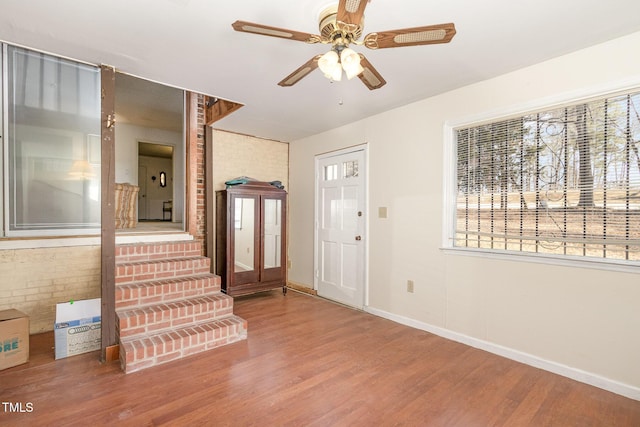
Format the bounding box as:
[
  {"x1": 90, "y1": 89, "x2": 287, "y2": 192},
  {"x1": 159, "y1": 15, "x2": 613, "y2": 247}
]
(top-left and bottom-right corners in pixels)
[{"x1": 2, "y1": 0, "x2": 640, "y2": 142}]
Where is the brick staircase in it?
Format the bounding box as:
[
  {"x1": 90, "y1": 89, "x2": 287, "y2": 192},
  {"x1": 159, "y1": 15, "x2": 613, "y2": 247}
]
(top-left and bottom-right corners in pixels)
[{"x1": 115, "y1": 239, "x2": 247, "y2": 373}]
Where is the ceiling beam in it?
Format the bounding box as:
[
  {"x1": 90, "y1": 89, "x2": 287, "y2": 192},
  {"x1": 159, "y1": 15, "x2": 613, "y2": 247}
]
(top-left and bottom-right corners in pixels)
[{"x1": 205, "y1": 97, "x2": 244, "y2": 126}]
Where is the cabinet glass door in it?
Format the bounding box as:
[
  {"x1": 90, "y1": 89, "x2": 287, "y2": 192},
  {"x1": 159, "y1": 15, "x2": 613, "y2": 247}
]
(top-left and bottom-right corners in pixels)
[
  {"x1": 263, "y1": 198, "x2": 282, "y2": 269},
  {"x1": 262, "y1": 195, "x2": 285, "y2": 283},
  {"x1": 233, "y1": 197, "x2": 256, "y2": 273}
]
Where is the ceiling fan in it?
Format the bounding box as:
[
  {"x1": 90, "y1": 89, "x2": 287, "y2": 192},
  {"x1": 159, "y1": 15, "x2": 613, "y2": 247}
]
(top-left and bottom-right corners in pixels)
[{"x1": 232, "y1": 0, "x2": 456, "y2": 90}]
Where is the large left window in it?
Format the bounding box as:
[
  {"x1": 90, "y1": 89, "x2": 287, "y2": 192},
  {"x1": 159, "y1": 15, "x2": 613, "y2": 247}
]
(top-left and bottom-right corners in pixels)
[{"x1": 2, "y1": 45, "x2": 101, "y2": 236}]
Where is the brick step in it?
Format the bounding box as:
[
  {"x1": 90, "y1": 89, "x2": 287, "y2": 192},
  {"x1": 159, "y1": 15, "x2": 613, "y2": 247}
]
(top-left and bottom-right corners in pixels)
[
  {"x1": 117, "y1": 293, "x2": 234, "y2": 339},
  {"x1": 116, "y1": 256, "x2": 211, "y2": 285},
  {"x1": 115, "y1": 238, "x2": 248, "y2": 374},
  {"x1": 116, "y1": 240, "x2": 202, "y2": 263},
  {"x1": 120, "y1": 315, "x2": 247, "y2": 373},
  {"x1": 115, "y1": 274, "x2": 221, "y2": 309}
]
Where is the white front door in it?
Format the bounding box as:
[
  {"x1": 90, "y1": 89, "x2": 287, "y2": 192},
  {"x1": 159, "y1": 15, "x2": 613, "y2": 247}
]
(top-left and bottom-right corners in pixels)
[{"x1": 315, "y1": 147, "x2": 366, "y2": 309}]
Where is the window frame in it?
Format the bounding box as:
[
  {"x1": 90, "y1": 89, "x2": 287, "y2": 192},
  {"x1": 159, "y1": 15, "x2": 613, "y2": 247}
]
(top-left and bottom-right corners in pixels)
[
  {"x1": 443, "y1": 82, "x2": 640, "y2": 273},
  {"x1": 1, "y1": 44, "x2": 7, "y2": 236},
  {"x1": 0, "y1": 43, "x2": 102, "y2": 238}
]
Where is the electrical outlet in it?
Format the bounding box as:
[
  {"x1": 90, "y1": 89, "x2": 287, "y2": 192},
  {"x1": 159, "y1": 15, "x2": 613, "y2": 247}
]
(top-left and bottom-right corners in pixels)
[
  {"x1": 407, "y1": 280, "x2": 414, "y2": 293},
  {"x1": 287, "y1": 260, "x2": 292, "y2": 269}
]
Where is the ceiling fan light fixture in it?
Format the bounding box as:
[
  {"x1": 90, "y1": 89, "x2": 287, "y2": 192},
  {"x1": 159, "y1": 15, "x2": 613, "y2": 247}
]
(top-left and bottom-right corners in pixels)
[
  {"x1": 340, "y1": 47, "x2": 364, "y2": 79},
  {"x1": 328, "y1": 63, "x2": 343, "y2": 81},
  {"x1": 318, "y1": 50, "x2": 342, "y2": 81},
  {"x1": 233, "y1": 1, "x2": 456, "y2": 91}
]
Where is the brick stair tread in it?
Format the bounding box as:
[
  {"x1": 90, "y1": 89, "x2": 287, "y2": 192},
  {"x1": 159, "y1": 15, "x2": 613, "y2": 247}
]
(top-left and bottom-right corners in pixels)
[
  {"x1": 117, "y1": 293, "x2": 234, "y2": 338},
  {"x1": 117, "y1": 255, "x2": 209, "y2": 267},
  {"x1": 120, "y1": 315, "x2": 247, "y2": 373},
  {"x1": 116, "y1": 256, "x2": 211, "y2": 285},
  {"x1": 116, "y1": 273, "x2": 220, "y2": 308},
  {"x1": 116, "y1": 240, "x2": 202, "y2": 262}
]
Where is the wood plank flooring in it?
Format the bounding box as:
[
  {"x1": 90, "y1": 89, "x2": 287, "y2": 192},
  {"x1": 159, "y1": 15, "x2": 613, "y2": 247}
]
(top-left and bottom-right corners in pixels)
[{"x1": 1, "y1": 290, "x2": 638, "y2": 426}]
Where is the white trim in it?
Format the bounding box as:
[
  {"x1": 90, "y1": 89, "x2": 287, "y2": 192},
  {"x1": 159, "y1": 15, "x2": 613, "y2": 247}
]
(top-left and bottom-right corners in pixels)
[
  {"x1": 0, "y1": 232, "x2": 193, "y2": 249},
  {"x1": 441, "y1": 246, "x2": 640, "y2": 274},
  {"x1": 5, "y1": 228, "x2": 102, "y2": 238},
  {"x1": 1, "y1": 44, "x2": 7, "y2": 237},
  {"x1": 363, "y1": 143, "x2": 370, "y2": 308},
  {"x1": 314, "y1": 144, "x2": 369, "y2": 308},
  {"x1": 364, "y1": 305, "x2": 640, "y2": 401},
  {"x1": 442, "y1": 121, "x2": 457, "y2": 249},
  {"x1": 115, "y1": 232, "x2": 193, "y2": 245},
  {"x1": 0, "y1": 236, "x2": 100, "y2": 249}
]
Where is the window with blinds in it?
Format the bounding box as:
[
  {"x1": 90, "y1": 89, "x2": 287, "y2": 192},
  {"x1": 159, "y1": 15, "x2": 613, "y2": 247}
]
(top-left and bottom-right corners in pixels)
[
  {"x1": 3, "y1": 44, "x2": 101, "y2": 236},
  {"x1": 455, "y1": 90, "x2": 640, "y2": 262}
]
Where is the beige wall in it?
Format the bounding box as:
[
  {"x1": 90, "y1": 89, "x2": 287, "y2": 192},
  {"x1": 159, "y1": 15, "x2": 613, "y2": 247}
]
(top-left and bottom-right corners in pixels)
[
  {"x1": 0, "y1": 245, "x2": 101, "y2": 334},
  {"x1": 210, "y1": 129, "x2": 289, "y2": 271},
  {"x1": 211, "y1": 130, "x2": 289, "y2": 191},
  {"x1": 288, "y1": 31, "x2": 640, "y2": 394}
]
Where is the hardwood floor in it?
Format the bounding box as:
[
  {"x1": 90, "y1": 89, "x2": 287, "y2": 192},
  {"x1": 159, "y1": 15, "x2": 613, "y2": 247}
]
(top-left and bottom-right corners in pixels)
[{"x1": 1, "y1": 290, "x2": 638, "y2": 426}]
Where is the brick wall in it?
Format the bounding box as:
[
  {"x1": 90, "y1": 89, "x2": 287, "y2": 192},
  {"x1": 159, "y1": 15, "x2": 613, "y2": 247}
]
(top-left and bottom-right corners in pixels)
[
  {"x1": 211, "y1": 130, "x2": 289, "y2": 191},
  {"x1": 0, "y1": 245, "x2": 101, "y2": 334},
  {"x1": 210, "y1": 129, "x2": 289, "y2": 273},
  {"x1": 195, "y1": 94, "x2": 207, "y2": 252}
]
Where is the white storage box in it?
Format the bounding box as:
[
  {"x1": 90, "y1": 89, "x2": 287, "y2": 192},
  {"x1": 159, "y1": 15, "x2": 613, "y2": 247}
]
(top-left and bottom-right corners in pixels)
[{"x1": 54, "y1": 298, "x2": 101, "y2": 360}]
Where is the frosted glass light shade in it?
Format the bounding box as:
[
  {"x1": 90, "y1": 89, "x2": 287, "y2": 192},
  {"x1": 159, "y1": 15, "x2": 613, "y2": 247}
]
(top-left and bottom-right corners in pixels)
[
  {"x1": 340, "y1": 48, "x2": 364, "y2": 80},
  {"x1": 318, "y1": 50, "x2": 342, "y2": 81}
]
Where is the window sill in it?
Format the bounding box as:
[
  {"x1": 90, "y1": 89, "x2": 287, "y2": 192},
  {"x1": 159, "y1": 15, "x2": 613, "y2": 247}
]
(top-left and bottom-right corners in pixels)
[
  {"x1": 440, "y1": 246, "x2": 640, "y2": 274},
  {"x1": 0, "y1": 236, "x2": 101, "y2": 250}
]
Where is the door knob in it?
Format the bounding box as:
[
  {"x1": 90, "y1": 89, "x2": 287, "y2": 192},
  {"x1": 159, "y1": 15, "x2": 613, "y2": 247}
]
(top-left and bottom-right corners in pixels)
[{"x1": 355, "y1": 236, "x2": 362, "y2": 241}]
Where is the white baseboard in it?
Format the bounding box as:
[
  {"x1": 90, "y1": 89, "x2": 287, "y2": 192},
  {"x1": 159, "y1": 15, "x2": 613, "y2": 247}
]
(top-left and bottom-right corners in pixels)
[{"x1": 364, "y1": 306, "x2": 640, "y2": 401}]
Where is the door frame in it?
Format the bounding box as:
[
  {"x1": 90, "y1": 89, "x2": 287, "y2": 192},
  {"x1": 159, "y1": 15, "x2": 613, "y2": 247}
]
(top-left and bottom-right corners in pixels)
[
  {"x1": 313, "y1": 144, "x2": 369, "y2": 309},
  {"x1": 137, "y1": 141, "x2": 178, "y2": 222},
  {"x1": 137, "y1": 165, "x2": 148, "y2": 220}
]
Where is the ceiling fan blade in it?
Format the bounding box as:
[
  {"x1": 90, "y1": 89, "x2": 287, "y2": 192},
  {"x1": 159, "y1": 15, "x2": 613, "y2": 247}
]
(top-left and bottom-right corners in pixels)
[
  {"x1": 336, "y1": 0, "x2": 369, "y2": 26},
  {"x1": 357, "y1": 54, "x2": 386, "y2": 90},
  {"x1": 232, "y1": 20, "x2": 318, "y2": 43},
  {"x1": 278, "y1": 55, "x2": 321, "y2": 87},
  {"x1": 364, "y1": 23, "x2": 456, "y2": 49}
]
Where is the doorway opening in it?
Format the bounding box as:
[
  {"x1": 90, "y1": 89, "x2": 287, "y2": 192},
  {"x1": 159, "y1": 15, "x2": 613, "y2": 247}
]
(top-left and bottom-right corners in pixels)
[
  {"x1": 137, "y1": 141, "x2": 181, "y2": 230},
  {"x1": 114, "y1": 73, "x2": 185, "y2": 233}
]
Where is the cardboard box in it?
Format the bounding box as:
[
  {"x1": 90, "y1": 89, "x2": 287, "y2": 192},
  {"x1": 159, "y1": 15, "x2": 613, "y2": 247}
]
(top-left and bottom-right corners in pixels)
[
  {"x1": 0, "y1": 309, "x2": 29, "y2": 370},
  {"x1": 54, "y1": 298, "x2": 101, "y2": 360}
]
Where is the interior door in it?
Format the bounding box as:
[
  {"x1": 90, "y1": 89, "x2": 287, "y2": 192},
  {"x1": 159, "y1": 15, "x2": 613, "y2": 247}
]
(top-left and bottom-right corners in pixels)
[
  {"x1": 137, "y1": 165, "x2": 147, "y2": 220},
  {"x1": 315, "y1": 148, "x2": 366, "y2": 309}
]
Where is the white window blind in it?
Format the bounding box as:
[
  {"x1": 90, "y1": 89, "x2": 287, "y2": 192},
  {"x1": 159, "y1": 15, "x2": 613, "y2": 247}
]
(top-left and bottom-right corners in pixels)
[
  {"x1": 5, "y1": 45, "x2": 101, "y2": 235},
  {"x1": 455, "y1": 91, "x2": 640, "y2": 261}
]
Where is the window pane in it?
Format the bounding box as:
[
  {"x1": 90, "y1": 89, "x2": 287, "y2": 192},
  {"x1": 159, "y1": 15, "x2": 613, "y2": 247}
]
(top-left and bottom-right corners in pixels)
[
  {"x1": 455, "y1": 91, "x2": 640, "y2": 262},
  {"x1": 324, "y1": 164, "x2": 338, "y2": 181},
  {"x1": 343, "y1": 160, "x2": 359, "y2": 178},
  {"x1": 7, "y1": 46, "x2": 101, "y2": 232}
]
